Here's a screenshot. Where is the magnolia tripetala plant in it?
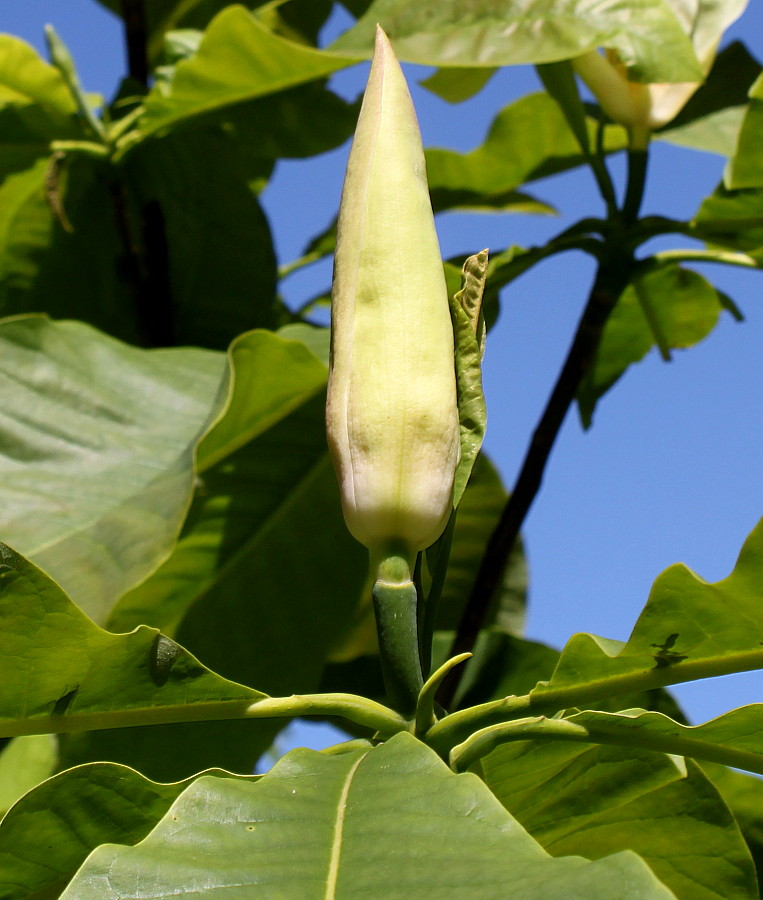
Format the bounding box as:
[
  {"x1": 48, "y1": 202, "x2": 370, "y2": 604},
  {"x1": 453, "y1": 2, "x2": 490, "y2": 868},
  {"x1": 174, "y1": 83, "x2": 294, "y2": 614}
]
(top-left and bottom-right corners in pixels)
[
  {"x1": 573, "y1": 0, "x2": 748, "y2": 147},
  {"x1": 326, "y1": 27, "x2": 460, "y2": 715}
]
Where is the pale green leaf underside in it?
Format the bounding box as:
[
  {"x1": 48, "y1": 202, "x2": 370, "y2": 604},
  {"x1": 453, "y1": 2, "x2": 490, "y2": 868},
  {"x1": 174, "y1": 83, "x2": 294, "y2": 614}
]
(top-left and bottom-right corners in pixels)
[
  {"x1": 0, "y1": 35, "x2": 76, "y2": 115},
  {"x1": 137, "y1": 6, "x2": 357, "y2": 140},
  {"x1": 426, "y1": 93, "x2": 628, "y2": 204},
  {"x1": 482, "y1": 738, "x2": 757, "y2": 900},
  {"x1": 332, "y1": 0, "x2": 703, "y2": 82},
  {"x1": 62, "y1": 733, "x2": 675, "y2": 899},
  {"x1": 0, "y1": 317, "x2": 226, "y2": 624},
  {"x1": 0, "y1": 544, "x2": 266, "y2": 739},
  {"x1": 0, "y1": 761, "x2": 240, "y2": 900}
]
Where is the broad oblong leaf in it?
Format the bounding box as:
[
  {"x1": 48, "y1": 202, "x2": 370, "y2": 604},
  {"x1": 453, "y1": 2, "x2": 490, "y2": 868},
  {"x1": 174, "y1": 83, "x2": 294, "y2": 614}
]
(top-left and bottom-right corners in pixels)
[
  {"x1": 331, "y1": 0, "x2": 703, "y2": 82},
  {"x1": 121, "y1": 123, "x2": 280, "y2": 347},
  {"x1": 72, "y1": 328, "x2": 368, "y2": 779},
  {"x1": 578, "y1": 264, "x2": 726, "y2": 427},
  {"x1": 425, "y1": 93, "x2": 627, "y2": 208},
  {"x1": 693, "y1": 183, "x2": 763, "y2": 259},
  {"x1": 481, "y1": 738, "x2": 758, "y2": 900},
  {"x1": 138, "y1": 6, "x2": 357, "y2": 139},
  {"x1": 0, "y1": 762, "x2": 239, "y2": 900},
  {"x1": 0, "y1": 317, "x2": 226, "y2": 623},
  {"x1": 61, "y1": 733, "x2": 676, "y2": 898},
  {"x1": 0, "y1": 543, "x2": 266, "y2": 740}
]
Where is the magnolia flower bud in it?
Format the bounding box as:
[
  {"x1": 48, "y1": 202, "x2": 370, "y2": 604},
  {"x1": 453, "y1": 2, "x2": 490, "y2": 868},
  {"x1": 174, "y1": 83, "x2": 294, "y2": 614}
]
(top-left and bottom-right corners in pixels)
[{"x1": 326, "y1": 26, "x2": 460, "y2": 572}]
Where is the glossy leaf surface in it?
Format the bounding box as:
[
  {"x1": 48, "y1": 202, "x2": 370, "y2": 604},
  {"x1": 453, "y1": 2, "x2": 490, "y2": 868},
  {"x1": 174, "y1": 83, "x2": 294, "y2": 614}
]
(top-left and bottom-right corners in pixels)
[
  {"x1": 332, "y1": 0, "x2": 703, "y2": 81},
  {"x1": 0, "y1": 317, "x2": 226, "y2": 623},
  {"x1": 61, "y1": 733, "x2": 676, "y2": 899},
  {"x1": 482, "y1": 739, "x2": 757, "y2": 900}
]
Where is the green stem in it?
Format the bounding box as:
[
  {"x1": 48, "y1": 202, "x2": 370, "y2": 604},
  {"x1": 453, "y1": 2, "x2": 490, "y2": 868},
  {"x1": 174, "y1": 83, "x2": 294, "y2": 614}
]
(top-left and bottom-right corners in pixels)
[
  {"x1": 449, "y1": 714, "x2": 763, "y2": 777},
  {"x1": 653, "y1": 249, "x2": 759, "y2": 270},
  {"x1": 622, "y1": 146, "x2": 649, "y2": 225},
  {"x1": 372, "y1": 551, "x2": 424, "y2": 718},
  {"x1": 0, "y1": 692, "x2": 408, "y2": 740},
  {"x1": 419, "y1": 512, "x2": 456, "y2": 678},
  {"x1": 427, "y1": 645, "x2": 763, "y2": 756}
]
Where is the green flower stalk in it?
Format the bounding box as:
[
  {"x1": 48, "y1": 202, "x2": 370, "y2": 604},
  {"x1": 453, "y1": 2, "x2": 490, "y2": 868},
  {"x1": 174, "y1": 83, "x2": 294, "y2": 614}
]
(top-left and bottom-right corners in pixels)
[{"x1": 326, "y1": 27, "x2": 460, "y2": 715}]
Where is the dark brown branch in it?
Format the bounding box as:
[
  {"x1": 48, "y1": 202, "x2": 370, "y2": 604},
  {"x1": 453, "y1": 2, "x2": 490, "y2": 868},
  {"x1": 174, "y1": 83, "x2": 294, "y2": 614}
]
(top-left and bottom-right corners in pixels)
[
  {"x1": 120, "y1": 0, "x2": 149, "y2": 88},
  {"x1": 438, "y1": 254, "x2": 635, "y2": 709}
]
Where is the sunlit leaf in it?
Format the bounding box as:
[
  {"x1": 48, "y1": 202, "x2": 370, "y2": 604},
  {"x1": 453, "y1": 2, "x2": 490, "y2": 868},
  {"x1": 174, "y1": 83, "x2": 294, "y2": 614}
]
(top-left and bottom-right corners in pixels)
[
  {"x1": 657, "y1": 41, "x2": 761, "y2": 157},
  {"x1": 0, "y1": 761, "x2": 239, "y2": 900},
  {"x1": 693, "y1": 183, "x2": 763, "y2": 257},
  {"x1": 704, "y1": 763, "x2": 763, "y2": 886},
  {"x1": 0, "y1": 317, "x2": 226, "y2": 623},
  {"x1": 0, "y1": 544, "x2": 267, "y2": 740},
  {"x1": 61, "y1": 733, "x2": 676, "y2": 899},
  {"x1": 425, "y1": 93, "x2": 627, "y2": 207},
  {"x1": 138, "y1": 6, "x2": 358, "y2": 139},
  {"x1": 332, "y1": 0, "x2": 703, "y2": 82},
  {"x1": 482, "y1": 738, "x2": 757, "y2": 900},
  {"x1": 420, "y1": 66, "x2": 497, "y2": 103},
  {"x1": 66, "y1": 328, "x2": 367, "y2": 779}
]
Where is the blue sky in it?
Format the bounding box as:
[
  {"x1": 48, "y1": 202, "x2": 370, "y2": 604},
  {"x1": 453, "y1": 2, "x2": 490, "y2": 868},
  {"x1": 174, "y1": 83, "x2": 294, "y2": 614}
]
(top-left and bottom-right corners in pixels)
[{"x1": 5, "y1": 1, "x2": 763, "y2": 734}]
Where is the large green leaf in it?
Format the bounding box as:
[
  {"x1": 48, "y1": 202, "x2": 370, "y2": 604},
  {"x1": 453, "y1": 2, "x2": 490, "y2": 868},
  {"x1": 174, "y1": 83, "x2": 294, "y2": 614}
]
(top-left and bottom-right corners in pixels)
[
  {"x1": 482, "y1": 739, "x2": 757, "y2": 900},
  {"x1": 0, "y1": 735, "x2": 56, "y2": 815},
  {"x1": 0, "y1": 35, "x2": 76, "y2": 117},
  {"x1": 430, "y1": 516, "x2": 763, "y2": 762},
  {"x1": 331, "y1": 0, "x2": 703, "y2": 82},
  {"x1": 577, "y1": 264, "x2": 725, "y2": 427},
  {"x1": 693, "y1": 183, "x2": 763, "y2": 258},
  {"x1": 435, "y1": 455, "x2": 526, "y2": 636},
  {"x1": 65, "y1": 328, "x2": 368, "y2": 778},
  {"x1": 727, "y1": 73, "x2": 763, "y2": 189},
  {"x1": 0, "y1": 762, "x2": 239, "y2": 900},
  {"x1": 0, "y1": 544, "x2": 268, "y2": 739},
  {"x1": 61, "y1": 733, "x2": 676, "y2": 898},
  {"x1": 121, "y1": 122, "x2": 279, "y2": 347},
  {"x1": 0, "y1": 36, "x2": 84, "y2": 177},
  {"x1": 137, "y1": 6, "x2": 357, "y2": 139},
  {"x1": 0, "y1": 317, "x2": 226, "y2": 623},
  {"x1": 425, "y1": 93, "x2": 627, "y2": 208},
  {"x1": 705, "y1": 763, "x2": 763, "y2": 886}
]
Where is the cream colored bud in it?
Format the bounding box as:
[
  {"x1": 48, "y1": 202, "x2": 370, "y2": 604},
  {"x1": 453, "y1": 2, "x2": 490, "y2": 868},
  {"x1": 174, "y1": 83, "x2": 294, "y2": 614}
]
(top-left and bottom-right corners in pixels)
[{"x1": 326, "y1": 26, "x2": 460, "y2": 567}]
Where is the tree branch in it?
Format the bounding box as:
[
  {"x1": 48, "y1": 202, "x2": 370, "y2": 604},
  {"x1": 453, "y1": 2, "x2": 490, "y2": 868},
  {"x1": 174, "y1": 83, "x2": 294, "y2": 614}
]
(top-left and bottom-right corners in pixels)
[{"x1": 120, "y1": 0, "x2": 149, "y2": 88}]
